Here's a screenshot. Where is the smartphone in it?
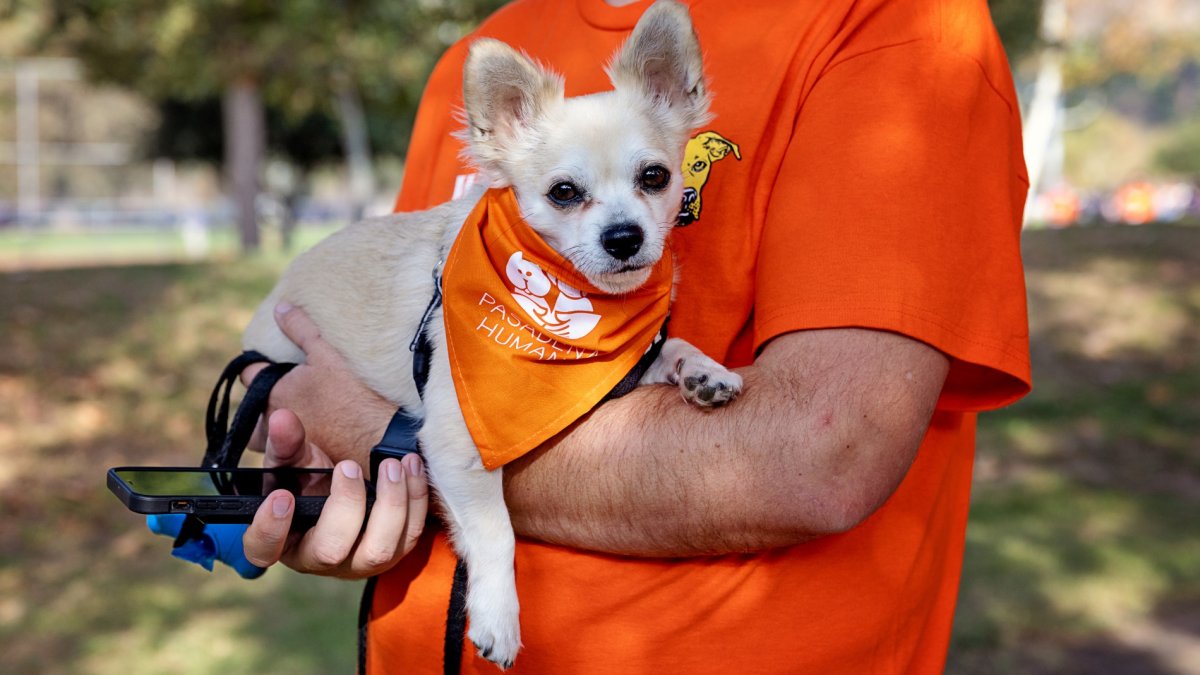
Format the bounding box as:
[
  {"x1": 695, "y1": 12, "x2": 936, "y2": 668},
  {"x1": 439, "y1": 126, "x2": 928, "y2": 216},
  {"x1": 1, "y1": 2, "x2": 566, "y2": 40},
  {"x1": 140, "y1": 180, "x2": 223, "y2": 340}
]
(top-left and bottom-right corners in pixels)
[{"x1": 107, "y1": 466, "x2": 365, "y2": 525}]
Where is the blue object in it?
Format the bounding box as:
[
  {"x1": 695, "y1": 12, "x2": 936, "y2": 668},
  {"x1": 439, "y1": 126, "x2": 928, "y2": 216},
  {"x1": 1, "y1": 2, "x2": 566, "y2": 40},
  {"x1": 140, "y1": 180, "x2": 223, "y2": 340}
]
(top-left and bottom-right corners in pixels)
[{"x1": 147, "y1": 514, "x2": 266, "y2": 579}]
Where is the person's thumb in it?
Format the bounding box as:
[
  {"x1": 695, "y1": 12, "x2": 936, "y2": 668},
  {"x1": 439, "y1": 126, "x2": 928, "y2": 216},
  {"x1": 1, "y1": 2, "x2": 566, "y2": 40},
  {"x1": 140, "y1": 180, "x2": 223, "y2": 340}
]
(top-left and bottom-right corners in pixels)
[{"x1": 263, "y1": 408, "x2": 313, "y2": 468}]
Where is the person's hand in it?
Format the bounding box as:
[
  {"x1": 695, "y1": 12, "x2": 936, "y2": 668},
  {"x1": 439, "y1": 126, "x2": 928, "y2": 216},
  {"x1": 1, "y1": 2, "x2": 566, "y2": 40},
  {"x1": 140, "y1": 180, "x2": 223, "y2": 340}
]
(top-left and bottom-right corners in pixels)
[
  {"x1": 241, "y1": 303, "x2": 396, "y2": 465},
  {"x1": 242, "y1": 408, "x2": 429, "y2": 578}
]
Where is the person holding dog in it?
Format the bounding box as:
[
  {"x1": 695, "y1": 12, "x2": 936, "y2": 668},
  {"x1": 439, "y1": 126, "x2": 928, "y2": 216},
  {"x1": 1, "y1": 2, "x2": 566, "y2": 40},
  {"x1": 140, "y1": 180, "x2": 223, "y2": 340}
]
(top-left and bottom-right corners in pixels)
[{"x1": 242, "y1": 0, "x2": 1030, "y2": 672}]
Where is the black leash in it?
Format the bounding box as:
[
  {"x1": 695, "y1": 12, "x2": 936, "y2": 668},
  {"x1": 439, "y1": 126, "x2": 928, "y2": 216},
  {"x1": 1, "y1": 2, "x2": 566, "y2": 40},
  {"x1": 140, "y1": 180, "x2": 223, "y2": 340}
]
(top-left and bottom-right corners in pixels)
[
  {"x1": 407, "y1": 265, "x2": 473, "y2": 675},
  {"x1": 172, "y1": 351, "x2": 296, "y2": 550},
  {"x1": 443, "y1": 559, "x2": 470, "y2": 675},
  {"x1": 431, "y1": 318, "x2": 668, "y2": 674},
  {"x1": 203, "y1": 351, "x2": 297, "y2": 469},
  {"x1": 192, "y1": 261, "x2": 668, "y2": 675},
  {"x1": 359, "y1": 261, "x2": 447, "y2": 674}
]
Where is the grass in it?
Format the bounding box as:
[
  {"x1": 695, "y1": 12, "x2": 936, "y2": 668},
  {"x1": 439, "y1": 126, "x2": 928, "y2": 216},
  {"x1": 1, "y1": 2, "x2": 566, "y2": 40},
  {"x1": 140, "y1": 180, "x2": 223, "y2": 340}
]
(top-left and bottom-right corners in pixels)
[
  {"x1": 948, "y1": 224, "x2": 1200, "y2": 674},
  {"x1": 0, "y1": 238, "x2": 361, "y2": 675},
  {"x1": 1, "y1": 223, "x2": 1197, "y2": 673},
  {"x1": 0, "y1": 224, "x2": 340, "y2": 271}
]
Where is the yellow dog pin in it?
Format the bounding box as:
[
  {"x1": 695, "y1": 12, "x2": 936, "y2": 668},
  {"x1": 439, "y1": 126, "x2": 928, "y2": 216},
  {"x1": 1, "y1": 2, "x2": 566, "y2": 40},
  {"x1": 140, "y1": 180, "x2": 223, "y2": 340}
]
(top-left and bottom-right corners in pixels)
[{"x1": 678, "y1": 130, "x2": 740, "y2": 225}]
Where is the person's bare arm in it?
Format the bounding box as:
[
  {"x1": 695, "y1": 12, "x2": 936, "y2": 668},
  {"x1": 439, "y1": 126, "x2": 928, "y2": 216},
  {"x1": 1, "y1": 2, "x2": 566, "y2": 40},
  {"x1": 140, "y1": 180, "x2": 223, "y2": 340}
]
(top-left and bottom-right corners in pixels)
[
  {"x1": 248, "y1": 306, "x2": 948, "y2": 560},
  {"x1": 503, "y1": 327, "x2": 949, "y2": 555}
]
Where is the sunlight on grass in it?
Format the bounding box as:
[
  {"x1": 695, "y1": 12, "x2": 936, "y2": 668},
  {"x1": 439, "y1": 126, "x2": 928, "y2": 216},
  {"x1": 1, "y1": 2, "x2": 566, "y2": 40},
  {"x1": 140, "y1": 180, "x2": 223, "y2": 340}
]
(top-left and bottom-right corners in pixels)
[
  {"x1": 950, "y1": 225, "x2": 1200, "y2": 674},
  {"x1": 0, "y1": 224, "x2": 342, "y2": 272},
  {"x1": 76, "y1": 570, "x2": 361, "y2": 675},
  {"x1": 961, "y1": 486, "x2": 1196, "y2": 639},
  {"x1": 0, "y1": 230, "x2": 369, "y2": 674},
  {"x1": 1032, "y1": 259, "x2": 1192, "y2": 360}
]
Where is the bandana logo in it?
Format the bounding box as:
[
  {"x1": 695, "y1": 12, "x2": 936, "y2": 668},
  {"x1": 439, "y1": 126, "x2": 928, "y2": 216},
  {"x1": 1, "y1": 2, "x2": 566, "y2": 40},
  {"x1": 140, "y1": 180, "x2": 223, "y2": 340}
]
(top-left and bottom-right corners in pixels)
[{"x1": 505, "y1": 251, "x2": 601, "y2": 340}]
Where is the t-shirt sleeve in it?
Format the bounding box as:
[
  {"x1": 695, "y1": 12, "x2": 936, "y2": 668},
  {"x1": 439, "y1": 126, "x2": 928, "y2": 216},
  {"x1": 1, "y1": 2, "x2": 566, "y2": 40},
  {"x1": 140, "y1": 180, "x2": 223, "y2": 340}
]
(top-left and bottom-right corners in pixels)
[{"x1": 754, "y1": 41, "x2": 1031, "y2": 411}]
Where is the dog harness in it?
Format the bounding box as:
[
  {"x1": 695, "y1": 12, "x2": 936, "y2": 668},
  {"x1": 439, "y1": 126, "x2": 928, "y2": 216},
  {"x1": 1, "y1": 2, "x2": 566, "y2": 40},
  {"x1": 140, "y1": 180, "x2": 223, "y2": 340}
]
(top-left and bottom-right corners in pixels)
[{"x1": 196, "y1": 189, "x2": 671, "y2": 674}]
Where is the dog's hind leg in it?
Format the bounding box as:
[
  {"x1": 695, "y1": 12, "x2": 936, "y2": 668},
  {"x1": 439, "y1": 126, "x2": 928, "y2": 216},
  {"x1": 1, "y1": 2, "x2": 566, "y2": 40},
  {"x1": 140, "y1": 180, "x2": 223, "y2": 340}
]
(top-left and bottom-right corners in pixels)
[
  {"x1": 641, "y1": 337, "x2": 743, "y2": 408},
  {"x1": 419, "y1": 350, "x2": 521, "y2": 669}
]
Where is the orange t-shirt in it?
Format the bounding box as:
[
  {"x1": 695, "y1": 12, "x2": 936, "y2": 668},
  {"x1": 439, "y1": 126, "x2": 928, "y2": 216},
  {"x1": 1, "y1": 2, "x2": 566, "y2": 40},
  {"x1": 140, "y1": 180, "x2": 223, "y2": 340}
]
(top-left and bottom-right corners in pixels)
[{"x1": 370, "y1": 1, "x2": 1031, "y2": 673}]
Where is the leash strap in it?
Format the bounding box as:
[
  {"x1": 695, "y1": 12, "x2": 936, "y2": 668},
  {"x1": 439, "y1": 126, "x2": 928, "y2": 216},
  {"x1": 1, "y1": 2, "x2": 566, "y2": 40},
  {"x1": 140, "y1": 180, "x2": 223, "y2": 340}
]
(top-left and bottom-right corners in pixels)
[
  {"x1": 356, "y1": 261, "x2": 471, "y2": 675},
  {"x1": 356, "y1": 575, "x2": 378, "y2": 675},
  {"x1": 409, "y1": 261, "x2": 471, "y2": 675},
  {"x1": 361, "y1": 264, "x2": 443, "y2": 674},
  {"x1": 203, "y1": 350, "x2": 297, "y2": 469},
  {"x1": 175, "y1": 351, "x2": 296, "y2": 551},
  {"x1": 443, "y1": 558, "x2": 470, "y2": 674}
]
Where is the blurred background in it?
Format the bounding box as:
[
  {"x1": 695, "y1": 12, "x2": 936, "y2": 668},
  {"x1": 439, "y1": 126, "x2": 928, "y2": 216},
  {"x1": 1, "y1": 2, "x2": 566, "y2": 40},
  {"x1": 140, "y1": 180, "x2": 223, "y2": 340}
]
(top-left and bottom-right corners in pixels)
[{"x1": 0, "y1": 1, "x2": 1197, "y2": 673}]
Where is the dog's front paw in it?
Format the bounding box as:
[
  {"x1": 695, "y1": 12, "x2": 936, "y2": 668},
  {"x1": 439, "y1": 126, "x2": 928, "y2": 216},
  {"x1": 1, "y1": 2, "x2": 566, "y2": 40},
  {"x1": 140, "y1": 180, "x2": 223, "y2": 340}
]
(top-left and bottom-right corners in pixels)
[
  {"x1": 468, "y1": 601, "x2": 521, "y2": 670},
  {"x1": 675, "y1": 355, "x2": 742, "y2": 408}
]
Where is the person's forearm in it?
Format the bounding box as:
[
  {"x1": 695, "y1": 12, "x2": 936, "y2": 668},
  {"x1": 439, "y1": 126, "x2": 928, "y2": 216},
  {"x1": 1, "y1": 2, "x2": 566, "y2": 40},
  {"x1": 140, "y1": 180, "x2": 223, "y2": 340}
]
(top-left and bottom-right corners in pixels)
[{"x1": 501, "y1": 329, "x2": 949, "y2": 557}]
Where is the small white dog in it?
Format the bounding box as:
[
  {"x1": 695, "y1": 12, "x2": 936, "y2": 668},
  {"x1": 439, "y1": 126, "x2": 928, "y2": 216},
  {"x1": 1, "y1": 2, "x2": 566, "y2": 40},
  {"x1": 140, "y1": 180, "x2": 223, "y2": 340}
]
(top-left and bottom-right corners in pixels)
[{"x1": 243, "y1": 1, "x2": 741, "y2": 668}]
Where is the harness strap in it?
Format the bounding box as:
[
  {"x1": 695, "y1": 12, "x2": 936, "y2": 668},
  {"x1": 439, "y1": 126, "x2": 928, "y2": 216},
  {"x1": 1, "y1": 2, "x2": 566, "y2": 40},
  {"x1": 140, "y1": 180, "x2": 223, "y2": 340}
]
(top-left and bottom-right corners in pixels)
[
  {"x1": 361, "y1": 265, "x2": 442, "y2": 674},
  {"x1": 367, "y1": 410, "x2": 425, "y2": 480},
  {"x1": 601, "y1": 318, "x2": 670, "y2": 402},
  {"x1": 359, "y1": 262, "x2": 666, "y2": 675},
  {"x1": 409, "y1": 264, "x2": 472, "y2": 675},
  {"x1": 409, "y1": 257, "x2": 444, "y2": 399}
]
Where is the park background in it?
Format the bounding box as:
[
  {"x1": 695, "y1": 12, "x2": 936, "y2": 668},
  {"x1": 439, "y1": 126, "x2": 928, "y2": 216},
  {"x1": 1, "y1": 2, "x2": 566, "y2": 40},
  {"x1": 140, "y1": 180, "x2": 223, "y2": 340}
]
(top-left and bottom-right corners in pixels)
[{"x1": 1, "y1": 0, "x2": 1198, "y2": 673}]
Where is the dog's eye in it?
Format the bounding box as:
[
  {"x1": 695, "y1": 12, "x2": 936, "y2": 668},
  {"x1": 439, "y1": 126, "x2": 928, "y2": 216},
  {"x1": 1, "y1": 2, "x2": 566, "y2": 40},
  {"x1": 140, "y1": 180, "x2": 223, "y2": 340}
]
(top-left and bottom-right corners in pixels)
[
  {"x1": 640, "y1": 165, "x2": 670, "y2": 192},
  {"x1": 547, "y1": 182, "x2": 581, "y2": 206}
]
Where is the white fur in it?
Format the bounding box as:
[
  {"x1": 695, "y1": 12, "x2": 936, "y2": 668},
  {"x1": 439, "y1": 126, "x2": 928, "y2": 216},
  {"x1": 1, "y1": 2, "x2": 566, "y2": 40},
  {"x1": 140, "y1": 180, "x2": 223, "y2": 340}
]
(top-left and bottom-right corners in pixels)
[{"x1": 242, "y1": 2, "x2": 740, "y2": 668}]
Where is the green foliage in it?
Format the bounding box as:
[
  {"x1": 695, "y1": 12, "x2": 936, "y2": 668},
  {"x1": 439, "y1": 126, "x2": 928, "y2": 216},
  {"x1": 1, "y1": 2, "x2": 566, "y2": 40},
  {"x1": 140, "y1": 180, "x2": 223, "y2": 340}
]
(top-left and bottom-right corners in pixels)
[
  {"x1": 149, "y1": 97, "x2": 349, "y2": 168},
  {"x1": 1060, "y1": 1, "x2": 1200, "y2": 91},
  {"x1": 987, "y1": 0, "x2": 1044, "y2": 63},
  {"x1": 1154, "y1": 117, "x2": 1200, "y2": 177},
  {"x1": 36, "y1": 0, "x2": 507, "y2": 158}
]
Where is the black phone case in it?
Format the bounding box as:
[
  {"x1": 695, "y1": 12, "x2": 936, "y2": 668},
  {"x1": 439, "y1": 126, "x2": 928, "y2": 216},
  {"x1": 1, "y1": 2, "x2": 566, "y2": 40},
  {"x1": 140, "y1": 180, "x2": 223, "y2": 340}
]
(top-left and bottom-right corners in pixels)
[{"x1": 107, "y1": 467, "x2": 342, "y2": 525}]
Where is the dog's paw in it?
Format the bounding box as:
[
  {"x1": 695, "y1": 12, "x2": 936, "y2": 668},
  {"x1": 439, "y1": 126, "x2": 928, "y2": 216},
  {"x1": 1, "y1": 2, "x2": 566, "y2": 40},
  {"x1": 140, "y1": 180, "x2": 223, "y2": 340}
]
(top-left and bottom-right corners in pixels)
[
  {"x1": 675, "y1": 355, "x2": 742, "y2": 408},
  {"x1": 468, "y1": 607, "x2": 521, "y2": 670}
]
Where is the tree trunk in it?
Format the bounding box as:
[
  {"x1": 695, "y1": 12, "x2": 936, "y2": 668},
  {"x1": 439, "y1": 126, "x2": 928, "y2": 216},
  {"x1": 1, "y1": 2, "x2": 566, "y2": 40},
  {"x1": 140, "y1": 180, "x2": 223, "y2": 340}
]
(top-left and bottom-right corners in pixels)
[
  {"x1": 335, "y1": 75, "x2": 375, "y2": 221},
  {"x1": 1021, "y1": 0, "x2": 1067, "y2": 225},
  {"x1": 281, "y1": 171, "x2": 308, "y2": 253},
  {"x1": 223, "y1": 77, "x2": 265, "y2": 252}
]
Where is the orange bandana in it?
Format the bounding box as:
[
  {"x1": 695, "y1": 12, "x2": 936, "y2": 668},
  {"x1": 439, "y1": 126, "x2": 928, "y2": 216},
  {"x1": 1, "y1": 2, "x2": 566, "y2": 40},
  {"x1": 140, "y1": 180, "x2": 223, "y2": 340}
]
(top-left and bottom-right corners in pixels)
[{"x1": 442, "y1": 188, "x2": 673, "y2": 470}]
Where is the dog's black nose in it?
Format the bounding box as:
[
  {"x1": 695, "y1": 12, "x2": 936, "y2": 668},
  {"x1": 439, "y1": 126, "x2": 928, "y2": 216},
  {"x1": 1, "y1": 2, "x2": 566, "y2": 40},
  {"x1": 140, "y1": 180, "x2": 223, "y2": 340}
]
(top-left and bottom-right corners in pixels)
[{"x1": 601, "y1": 223, "x2": 644, "y2": 261}]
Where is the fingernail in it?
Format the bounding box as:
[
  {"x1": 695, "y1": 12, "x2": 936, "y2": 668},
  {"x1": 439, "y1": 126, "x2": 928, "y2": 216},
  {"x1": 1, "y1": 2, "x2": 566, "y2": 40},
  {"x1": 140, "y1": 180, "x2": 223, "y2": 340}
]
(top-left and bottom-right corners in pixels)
[
  {"x1": 340, "y1": 461, "x2": 361, "y2": 479},
  {"x1": 403, "y1": 454, "x2": 423, "y2": 479},
  {"x1": 272, "y1": 493, "x2": 290, "y2": 517},
  {"x1": 275, "y1": 301, "x2": 293, "y2": 315},
  {"x1": 385, "y1": 458, "x2": 402, "y2": 483}
]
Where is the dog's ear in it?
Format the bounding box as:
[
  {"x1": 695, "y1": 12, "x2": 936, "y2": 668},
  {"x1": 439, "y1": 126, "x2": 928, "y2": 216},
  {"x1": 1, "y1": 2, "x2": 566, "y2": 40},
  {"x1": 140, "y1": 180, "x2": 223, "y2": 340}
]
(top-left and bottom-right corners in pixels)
[
  {"x1": 460, "y1": 39, "x2": 564, "y2": 181},
  {"x1": 607, "y1": 0, "x2": 711, "y2": 132},
  {"x1": 702, "y1": 133, "x2": 741, "y2": 161}
]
